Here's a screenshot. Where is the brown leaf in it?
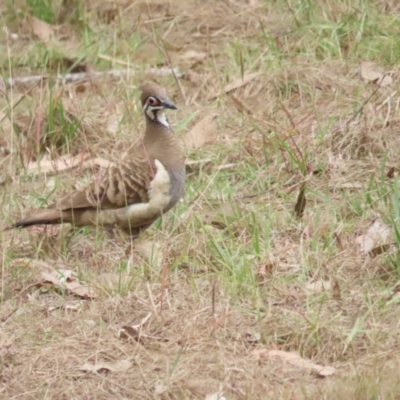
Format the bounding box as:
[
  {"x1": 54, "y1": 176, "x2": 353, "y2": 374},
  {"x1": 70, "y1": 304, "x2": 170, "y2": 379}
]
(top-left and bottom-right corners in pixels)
[
  {"x1": 231, "y1": 94, "x2": 252, "y2": 115},
  {"x1": 40, "y1": 269, "x2": 96, "y2": 299},
  {"x1": 256, "y1": 256, "x2": 275, "y2": 282},
  {"x1": 27, "y1": 16, "x2": 54, "y2": 42},
  {"x1": 334, "y1": 231, "x2": 343, "y2": 251},
  {"x1": 65, "y1": 281, "x2": 95, "y2": 299},
  {"x1": 355, "y1": 217, "x2": 392, "y2": 256},
  {"x1": 182, "y1": 114, "x2": 218, "y2": 150},
  {"x1": 201, "y1": 202, "x2": 236, "y2": 225},
  {"x1": 224, "y1": 72, "x2": 261, "y2": 94},
  {"x1": 332, "y1": 280, "x2": 341, "y2": 301},
  {"x1": 360, "y1": 61, "x2": 393, "y2": 87},
  {"x1": 387, "y1": 167, "x2": 396, "y2": 179},
  {"x1": 80, "y1": 359, "x2": 132, "y2": 374},
  {"x1": 119, "y1": 312, "x2": 152, "y2": 341},
  {"x1": 251, "y1": 349, "x2": 336, "y2": 377},
  {"x1": 119, "y1": 325, "x2": 140, "y2": 341},
  {"x1": 294, "y1": 183, "x2": 306, "y2": 218}
]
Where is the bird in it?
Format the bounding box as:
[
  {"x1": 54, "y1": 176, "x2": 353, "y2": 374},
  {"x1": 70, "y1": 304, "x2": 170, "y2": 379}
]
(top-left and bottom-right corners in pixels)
[{"x1": 9, "y1": 81, "x2": 186, "y2": 237}]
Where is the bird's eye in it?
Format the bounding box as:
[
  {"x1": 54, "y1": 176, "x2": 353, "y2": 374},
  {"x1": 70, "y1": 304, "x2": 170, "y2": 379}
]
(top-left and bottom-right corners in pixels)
[{"x1": 147, "y1": 96, "x2": 158, "y2": 106}]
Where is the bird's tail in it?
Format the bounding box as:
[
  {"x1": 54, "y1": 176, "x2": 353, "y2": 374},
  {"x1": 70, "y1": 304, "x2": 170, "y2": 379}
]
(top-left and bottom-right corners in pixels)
[{"x1": 7, "y1": 209, "x2": 71, "y2": 229}]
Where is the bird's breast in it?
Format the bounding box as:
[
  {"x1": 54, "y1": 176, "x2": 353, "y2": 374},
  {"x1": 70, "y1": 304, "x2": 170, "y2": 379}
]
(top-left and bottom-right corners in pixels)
[{"x1": 165, "y1": 166, "x2": 186, "y2": 212}]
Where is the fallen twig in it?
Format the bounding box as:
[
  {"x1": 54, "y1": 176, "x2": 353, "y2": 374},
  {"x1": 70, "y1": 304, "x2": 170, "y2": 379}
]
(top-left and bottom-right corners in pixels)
[{"x1": 6, "y1": 67, "x2": 182, "y2": 88}]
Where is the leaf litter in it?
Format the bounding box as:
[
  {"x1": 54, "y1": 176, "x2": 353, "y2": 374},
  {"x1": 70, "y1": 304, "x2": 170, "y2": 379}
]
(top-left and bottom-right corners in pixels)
[
  {"x1": 3, "y1": 0, "x2": 400, "y2": 398},
  {"x1": 360, "y1": 61, "x2": 393, "y2": 87},
  {"x1": 355, "y1": 217, "x2": 392, "y2": 257},
  {"x1": 182, "y1": 114, "x2": 219, "y2": 150}
]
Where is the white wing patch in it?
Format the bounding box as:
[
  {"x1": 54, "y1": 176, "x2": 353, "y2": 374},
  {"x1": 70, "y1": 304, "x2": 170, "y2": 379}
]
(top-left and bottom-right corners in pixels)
[{"x1": 126, "y1": 159, "x2": 171, "y2": 221}]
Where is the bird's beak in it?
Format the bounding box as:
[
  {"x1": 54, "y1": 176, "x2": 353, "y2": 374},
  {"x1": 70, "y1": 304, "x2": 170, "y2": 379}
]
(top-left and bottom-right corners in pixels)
[{"x1": 162, "y1": 99, "x2": 177, "y2": 110}]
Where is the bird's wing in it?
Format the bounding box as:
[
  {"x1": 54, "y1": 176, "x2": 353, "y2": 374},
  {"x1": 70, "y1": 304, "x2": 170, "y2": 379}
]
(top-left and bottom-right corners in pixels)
[{"x1": 50, "y1": 157, "x2": 155, "y2": 211}]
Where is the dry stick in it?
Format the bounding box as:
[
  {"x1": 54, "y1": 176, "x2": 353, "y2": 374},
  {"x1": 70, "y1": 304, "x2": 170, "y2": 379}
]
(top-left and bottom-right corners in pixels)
[
  {"x1": 35, "y1": 78, "x2": 45, "y2": 160},
  {"x1": 5, "y1": 68, "x2": 182, "y2": 88},
  {"x1": 346, "y1": 80, "x2": 383, "y2": 126},
  {"x1": 212, "y1": 277, "x2": 217, "y2": 316},
  {"x1": 330, "y1": 80, "x2": 383, "y2": 151},
  {"x1": 278, "y1": 100, "x2": 305, "y2": 162},
  {"x1": 0, "y1": 82, "x2": 40, "y2": 124},
  {"x1": 160, "y1": 240, "x2": 169, "y2": 312}
]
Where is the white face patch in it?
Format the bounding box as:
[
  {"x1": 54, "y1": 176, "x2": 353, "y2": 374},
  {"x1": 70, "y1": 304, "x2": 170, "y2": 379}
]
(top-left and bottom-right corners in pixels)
[
  {"x1": 155, "y1": 110, "x2": 169, "y2": 128},
  {"x1": 145, "y1": 105, "x2": 170, "y2": 128}
]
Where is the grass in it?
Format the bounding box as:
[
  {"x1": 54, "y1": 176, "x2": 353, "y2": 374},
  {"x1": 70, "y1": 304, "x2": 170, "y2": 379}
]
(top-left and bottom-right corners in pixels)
[{"x1": 2, "y1": 0, "x2": 400, "y2": 398}]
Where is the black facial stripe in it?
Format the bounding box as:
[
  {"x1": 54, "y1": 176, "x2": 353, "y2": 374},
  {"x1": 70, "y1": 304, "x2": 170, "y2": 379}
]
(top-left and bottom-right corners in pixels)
[{"x1": 144, "y1": 104, "x2": 169, "y2": 126}]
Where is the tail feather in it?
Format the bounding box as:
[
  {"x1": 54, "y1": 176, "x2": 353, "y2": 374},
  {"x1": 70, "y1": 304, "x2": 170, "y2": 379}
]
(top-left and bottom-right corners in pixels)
[{"x1": 8, "y1": 209, "x2": 70, "y2": 229}]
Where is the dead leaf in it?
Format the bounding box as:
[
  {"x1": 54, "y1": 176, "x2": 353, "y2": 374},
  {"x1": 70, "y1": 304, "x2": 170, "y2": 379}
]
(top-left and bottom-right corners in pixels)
[
  {"x1": 231, "y1": 94, "x2": 252, "y2": 114},
  {"x1": 40, "y1": 269, "x2": 96, "y2": 299},
  {"x1": 294, "y1": 183, "x2": 306, "y2": 218},
  {"x1": 119, "y1": 312, "x2": 152, "y2": 341},
  {"x1": 224, "y1": 72, "x2": 261, "y2": 94},
  {"x1": 40, "y1": 271, "x2": 63, "y2": 287},
  {"x1": 182, "y1": 114, "x2": 218, "y2": 150},
  {"x1": 332, "y1": 280, "x2": 341, "y2": 301},
  {"x1": 27, "y1": 16, "x2": 54, "y2": 42},
  {"x1": 334, "y1": 231, "x2": 343, "y2": 251},
  {"x1": 355, "y1": 217, "x2": 392, "y2": 256},
  {"x1": 80, "y1": 359, "x2": 132, "y2": 374},
  {"x1": 360, "y1": 61, "x2": 393, "y2": 87},
  {"x1": 387, "y1": 167, "x2": 396, "y2": 179},
  {"x1": 201, "y1": 202, "x2": 236, "y2": 225},
  {"x1": 256, "y1": 256, "x2": 275, "y2": 282},
  {"x1": 251, "y1": 349, "x2": 336, "y2": 377},
  {"x1": 65, "y1": 281, "x2": 95, "y2": 299}
]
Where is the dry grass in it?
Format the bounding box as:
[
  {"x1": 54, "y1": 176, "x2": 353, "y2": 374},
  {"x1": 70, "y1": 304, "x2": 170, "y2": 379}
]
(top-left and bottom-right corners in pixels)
[{"x1": 2, "y1": 0, "x2": 400, "y2": 398}]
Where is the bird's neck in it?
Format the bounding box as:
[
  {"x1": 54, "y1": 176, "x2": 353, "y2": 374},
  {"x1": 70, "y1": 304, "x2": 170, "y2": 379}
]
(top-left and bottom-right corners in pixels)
[
  {"x1": 143, "y1": 116, "x2": 184, "y2": 167},
  {"x1": 143, "y1": 116, "x2": 172, "y2": 145}
]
